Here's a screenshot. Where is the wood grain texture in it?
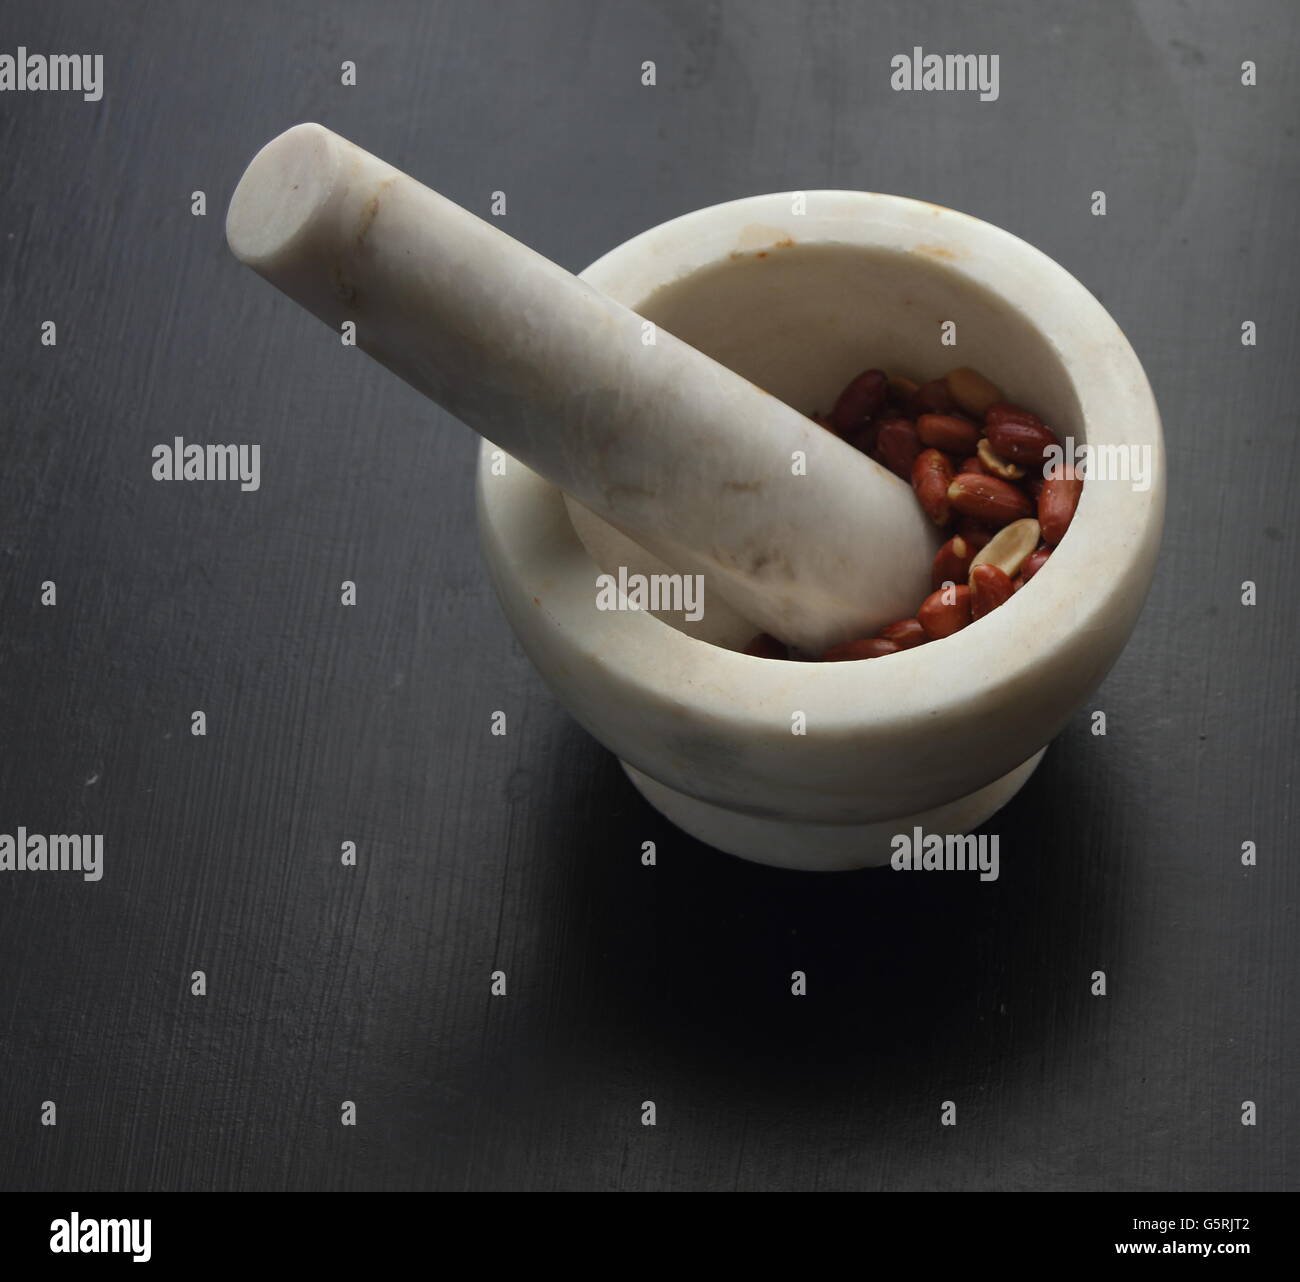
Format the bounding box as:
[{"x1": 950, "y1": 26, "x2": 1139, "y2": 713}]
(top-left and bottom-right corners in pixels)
[{"x1": 0, "y1": 0, "x2": 1296, "y2": 1191}]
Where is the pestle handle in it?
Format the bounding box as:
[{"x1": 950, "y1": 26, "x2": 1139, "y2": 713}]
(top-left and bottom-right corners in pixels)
[{"x1": 226, "y1": 123, "x2": 937, "y2": 653}]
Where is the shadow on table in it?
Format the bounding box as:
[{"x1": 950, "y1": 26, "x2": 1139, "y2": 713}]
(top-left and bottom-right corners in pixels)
[{"x1": 532, "y1": 719, "x2": 1129, "y2": 1110}]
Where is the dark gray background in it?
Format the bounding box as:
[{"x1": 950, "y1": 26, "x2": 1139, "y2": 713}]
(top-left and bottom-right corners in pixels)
[{"x1": 1, "y1": 0, "x2": 1296, "y2": 1192}]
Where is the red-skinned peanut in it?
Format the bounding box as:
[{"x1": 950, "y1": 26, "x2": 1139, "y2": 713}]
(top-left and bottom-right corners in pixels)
[
  {"x1": 970, "y1": 563, "x2": 1014, "y2": 619},
  {"x1": 875, "y1": 416, "x2": 922, "y2": 480},
  {"x1": 822, "y1": 636, "x2": 901, "y2": 661},
  {"x1": 1038, "y1": 466, "x2": 1083, "y2": 545},
  {"x1": 918, "y1": 584, "x2": 973, "y2": 639},
  {"x1": 911, "y1": 448, "x2": 955, "y2": 524},
  {"x1": 947, "y1": 472, "x2": 1034, "y2": 525}
]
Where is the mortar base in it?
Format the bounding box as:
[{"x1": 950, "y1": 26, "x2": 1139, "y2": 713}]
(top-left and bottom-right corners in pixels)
[{"x1": 620, "y1": 749, "x2": 1047, "y2": 871}]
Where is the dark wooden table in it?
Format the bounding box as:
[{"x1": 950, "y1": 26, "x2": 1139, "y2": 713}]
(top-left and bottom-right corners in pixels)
[{"x1": 1, "y1": 0, "x2": 1296, "y2": 1191}]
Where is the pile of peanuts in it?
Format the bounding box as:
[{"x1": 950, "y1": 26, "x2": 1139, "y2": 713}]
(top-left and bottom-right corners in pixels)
[{"x1": 745, "y1": 366, "x2": 1082, "y2": 661}]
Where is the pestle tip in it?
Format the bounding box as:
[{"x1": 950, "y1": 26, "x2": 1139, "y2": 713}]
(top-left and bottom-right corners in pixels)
[{"x1": 226, "y1": 122, "x2": 339, "y2": 268}]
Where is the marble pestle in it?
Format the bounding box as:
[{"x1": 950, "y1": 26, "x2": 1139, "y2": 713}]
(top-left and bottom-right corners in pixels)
[{"x1": 225, "y1": 123, "x2": 937, "y2": 654}]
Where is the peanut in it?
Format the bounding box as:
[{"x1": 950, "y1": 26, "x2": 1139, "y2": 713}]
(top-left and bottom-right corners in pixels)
[
  {"x1": 1038, "y1": 466, "x2": 1083, "y2": 545},
  {"x1": 946, "y1": 472, "x2": 1034, "y2": 525},
  {"x1": 976, "y1": 437, "x2": 1025, "y2": 480},
  {"x1": 911, "y1": 448, "x2": 955, "y2": 525},
  {"x1": 822, "y1": 636, "x2": 901, "y2": 662},
  {"x1": 912, "y1": 378, "x2": 957, "y2": 416},
  {"x1": 968, "y1": 518, "x2": 1041, "y2": 581},
  {"x1": 985, "y1": 415, "x2": 1060, "y2": 466},
  {"x1": 829, "y1": 368, "x2": 887, "y2": 436},
  {"x1": 888, "y1": 374, "x2": 920, "y2": 406},
  {"x1": 985, "y1": 402, "x2": 1046, "y2": 431},
  {"x1": 932, "y1": 535, "x2": 974, "y2": 590},
  {"x1": 970, "y1": 563, "x2": 1014, "y2": 619},
  {"x1": 955, "y1": 518, "x2": 994, "y2": 550},
  {"x1": 874, "y1": 415, "x2": 922, "y2": 480},
  {"x1": 879, "y1": 618, "x2": 929, "y2": 650},
  {"x1": 802, "y1": 365, "x2": 1076, "y2": 662},
  {"x1": 1020, "y1": 546, "x2": 1051, "y2": 582},
  {"x1": 917, "y1": 412, "x2": 981, "y2": 456},
  {"x1": 744, "y1": 632, "x2": 788, "y2": 660},
  {"x1": 843, "y1": 418, "x2": 880, "y2": 455},
  {"x1": 945, "y1": 367, "x2": 1003, "y2": 417},
  {"x1": 918, "y1": 584, "x2": 973, "y2": 639}
]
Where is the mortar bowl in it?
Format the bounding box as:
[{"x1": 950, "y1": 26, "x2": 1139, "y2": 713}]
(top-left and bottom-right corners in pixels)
[{"x1": 475, "y1": 192, "x2": 1164, "y2": 870}]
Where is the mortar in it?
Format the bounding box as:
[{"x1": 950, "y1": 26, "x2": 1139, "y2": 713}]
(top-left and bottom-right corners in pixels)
[{"x1": 476, "y1": 191, "x2": 1165, "y2": 870}]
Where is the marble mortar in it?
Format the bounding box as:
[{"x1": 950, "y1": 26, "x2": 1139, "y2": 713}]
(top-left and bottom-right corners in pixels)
[{"x1": 476, "y1": 191, "x2": 1166, "y2": 869}]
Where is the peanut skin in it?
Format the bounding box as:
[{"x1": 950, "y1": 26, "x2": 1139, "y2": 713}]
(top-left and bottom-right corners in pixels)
[
  {"x1": 945, "y1": 367, "x2": 1003, "y2": 417},
  {"x1": 809, "y1": 368, "x2": 1063, "y2": 658},
  {"x1": 932, "y1": 535, "x2": 974, "y2": 590},
  {"x1": 985, "y1": 417, "x2": 1060, "y2": 466},
  {"x1": 1039, "y1": 467, "x2": 1083, "y2": 545},
  {"x1": 822, "y1": 637, "x2": 901, "y2": 662},
  {"x1": 1020, "y1": 546, "x2": 1052, "y2": 582},
  {"x1": 879, "y1": 618, "x2": 929, "y2": 649},
  {"x1": 917, "y1": 413, "x2": 981, "y2": 457},
  {"x1": 918, "y1": 584, "x2": 973, "y2": 639},
  {"x1": 829, "y1": 368, "x2": 887, "y2": 436},
  {"x1": 875, "y1": 416, "x2": 922, "y2": 480},
  {"x1": 744, "y1": 632, "x2": 788, "y2": 659},
  {"x1": 947, "y1": 473, "x2": 1034, "y2": 525},
  {"x1": 912, "y1": 448, "x2": 955, "y2": 524},
  {"x1": 911, "y1": 378, "x2": 957, "y2": 417},
  {"x1": 970, "y1": 563, "x2": 1014, "y2": 619}
]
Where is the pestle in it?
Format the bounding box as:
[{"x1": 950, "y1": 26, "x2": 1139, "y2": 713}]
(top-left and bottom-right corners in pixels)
[{"x1": 225, "y1": 123, "x2": 938, "y2": 654}]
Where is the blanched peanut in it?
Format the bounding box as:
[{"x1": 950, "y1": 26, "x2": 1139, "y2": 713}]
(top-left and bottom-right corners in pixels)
[{"x1": 968, "y1": 518, "x2": 1040, "y2": 581}]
